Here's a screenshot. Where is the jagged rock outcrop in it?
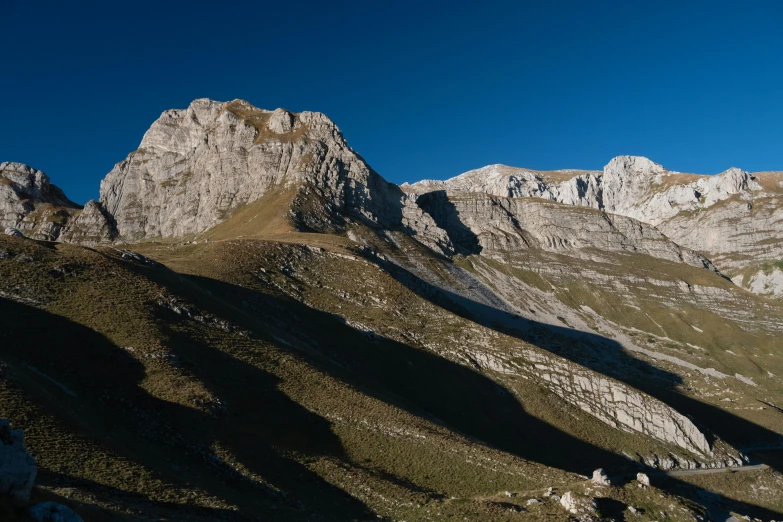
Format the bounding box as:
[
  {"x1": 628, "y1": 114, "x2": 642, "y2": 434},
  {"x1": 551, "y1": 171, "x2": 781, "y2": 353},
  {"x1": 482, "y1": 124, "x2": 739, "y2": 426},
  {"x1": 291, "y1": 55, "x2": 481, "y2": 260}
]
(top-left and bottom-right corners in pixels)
[
  {"x1": 403, "y1": 164, "x2": 603, "y2": 207},
  {"x1": 97, "y1": 98, "x2": 412, "y2": 241},
  {"x1": 560, "y1": 491, "x2": 597, "y2": 516},
  {"x1": 4, "y1": 227, "x2": 23, "y2": 237},
  {"x1": 739, "y1": 268, "x2": 783, "y2": 297},
  {"x1": 58, "y1": 200, "x2": 115, "y2": 244},
  {"x1": 0, "y1": 162, "x2": 80, "y2": 241},
  {"x1": 406, "y1": 156, "x2": 783, "y2": 296},
  {"x1": 0, "y1": 419, "x2": 37, "y2": 502},
  {"x1": 517, "y1": 348, "x2": 711, "y2": 455},
  {"x1": 601, "y1": 157, "x2": 761, "y2": 225},
  {"x1": 591, "y1": 468, "x2": 611, "y2": 486},
  {"x1": 415, "y1": 192, "x2": 715, "y2": 270}
]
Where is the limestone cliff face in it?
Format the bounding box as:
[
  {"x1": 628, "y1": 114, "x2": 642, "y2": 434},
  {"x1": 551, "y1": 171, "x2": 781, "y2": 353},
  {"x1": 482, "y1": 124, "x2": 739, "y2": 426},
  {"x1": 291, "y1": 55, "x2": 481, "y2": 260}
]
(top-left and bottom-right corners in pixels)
[
  {"x1": 6, "y1": 99, "x2": 780, "y2": 464},
  {"x1": 414, "y1": 192, "x2": 715, "y2": 270},
  {"x1": 407, "y1": 157, "x2": 783, "y2": 296},
  {"x1": 4, "y1": 100, "x2": 781, "y2": 294},
  {"x1": 57, "y1": 200, "x2": 116, "y2": 244},
  {"x1": 403, "y1": 164, "x2": 603, "y2": 208},
  {"x1": 0, "y1": 162, "x2": 82, "y2": 241},
  {"x1": 404, "y1": 156, "x2": 763, "y2": 226},
  {"x1": 98, "y1": 99, "x2": 412, "y2": 241}
]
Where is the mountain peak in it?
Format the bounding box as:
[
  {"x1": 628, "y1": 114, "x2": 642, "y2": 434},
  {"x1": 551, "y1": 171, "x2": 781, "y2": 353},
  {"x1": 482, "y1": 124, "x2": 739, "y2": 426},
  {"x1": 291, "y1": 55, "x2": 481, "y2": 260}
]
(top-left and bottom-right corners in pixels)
[{"x1": 604, "y1": 155, "x2": 666, "y2": 176}]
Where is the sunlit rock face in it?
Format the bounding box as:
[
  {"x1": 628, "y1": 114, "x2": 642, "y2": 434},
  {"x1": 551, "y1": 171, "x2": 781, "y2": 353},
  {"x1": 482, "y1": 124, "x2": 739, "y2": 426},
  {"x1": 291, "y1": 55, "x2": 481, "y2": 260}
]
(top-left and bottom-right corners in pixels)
[
  {"x1": 4, "y1": 99, "x2": 782, "y2": 297},
  {"x1": 0, "y1": 162, "x2": 80, "y2": 241},
  {"x1": 97, "y1": 98, "x2": 415, "y2": 242},
  {"x1": 406, "y1": 156, "x2": 783, "y2": 297}
]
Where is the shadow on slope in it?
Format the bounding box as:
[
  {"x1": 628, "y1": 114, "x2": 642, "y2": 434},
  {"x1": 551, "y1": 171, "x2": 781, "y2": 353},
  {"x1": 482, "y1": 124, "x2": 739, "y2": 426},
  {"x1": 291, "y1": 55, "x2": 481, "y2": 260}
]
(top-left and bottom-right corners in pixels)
[
  {"x1": 137, "y1": 269, "x2": 631, "y2": 477},
  {"x1": 415, "y1": 191, "x2": 482, "y2": 255},
  {"x1": 113, "y1": 251, "x2": 782, "y2": 518},
  {"x1": 357, "y1": 247, "x2": 783, "y2": 517},
  {"x1": 373, "y1": 252, "x2": 783, "y2": 454},
  {"x1": 0, "y1": 297, "x2": 372, "y2": 522}
]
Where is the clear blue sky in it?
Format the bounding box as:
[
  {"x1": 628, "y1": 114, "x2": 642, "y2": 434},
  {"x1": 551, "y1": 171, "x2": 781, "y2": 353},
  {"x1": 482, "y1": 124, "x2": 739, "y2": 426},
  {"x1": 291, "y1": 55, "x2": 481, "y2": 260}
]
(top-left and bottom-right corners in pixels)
[{"x1": 3, "y1": 1, "x2": 782, "y2": 204}]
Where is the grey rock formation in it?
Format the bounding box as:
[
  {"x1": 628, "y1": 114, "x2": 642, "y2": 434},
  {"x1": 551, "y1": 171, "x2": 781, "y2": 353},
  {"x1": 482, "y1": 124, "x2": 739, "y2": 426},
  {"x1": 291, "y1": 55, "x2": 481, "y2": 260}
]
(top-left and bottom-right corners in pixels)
[
  {"x1": 591, "y1": 468, "x2": 611, "y2": 486},
  {"x1": 0, "y1": 419, "x2": 37, "y2": 502},
  {"x1": 29, "y1": 502, "x2": 84, "y2": 522},
  {"x1": 268, "y1": 108, "x2": 294, "y2": 133},
  {"x1": 58, "y1": 200, "x2": 115, "y2": 244},
  {"x1": 407, "y1": 156, "x2": 782, "y2": 296},
  {"x1": 3, "y1": 100, "x2": 777, "y2": 300},
  {"x1": 636, "y1": 472, "x2": 650, "y2": 486},
  {"x1": 743, "y1": 268, "x2": 783, "y2": 297},
  {"x1": 0, "y1": 162, "x2": 79, "y2": 241},
  {"x1": 560, "y1": 491, "x2": 597, "y2": 515},
  {"x1": 97, "y1": 98, "x2": 408, "y2": 241},
  {"x1": 414, "y1": 192, "x2": 715, "y2": 270},
  {"x1": 518, "y1": 348, "x2": 711, "y2": 455},
  {"x1": 403, "y1": 164, "x2": 603, "y2": 208}
]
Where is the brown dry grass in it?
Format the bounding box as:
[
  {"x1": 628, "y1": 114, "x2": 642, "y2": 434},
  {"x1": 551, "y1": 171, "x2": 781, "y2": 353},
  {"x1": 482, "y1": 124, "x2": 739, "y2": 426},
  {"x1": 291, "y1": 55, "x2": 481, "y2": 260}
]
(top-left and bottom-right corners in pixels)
[{"x1": 224, "y1": 100, "x2": 310, "y2": 145}]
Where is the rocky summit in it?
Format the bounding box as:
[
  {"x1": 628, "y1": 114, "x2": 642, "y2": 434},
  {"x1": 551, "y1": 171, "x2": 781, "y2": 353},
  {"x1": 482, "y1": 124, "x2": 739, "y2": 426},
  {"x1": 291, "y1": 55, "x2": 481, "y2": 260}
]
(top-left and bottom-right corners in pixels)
[{"x1": 1, "y1": 98, "x2": 783, "y2": 521}]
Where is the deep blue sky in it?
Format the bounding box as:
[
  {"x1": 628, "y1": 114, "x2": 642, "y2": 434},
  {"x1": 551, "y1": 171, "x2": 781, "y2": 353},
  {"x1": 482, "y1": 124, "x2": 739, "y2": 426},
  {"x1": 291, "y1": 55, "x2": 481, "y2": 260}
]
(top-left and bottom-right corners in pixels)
[{"x1": 3, "y1": 1, "x2": 783, "y2": 204}]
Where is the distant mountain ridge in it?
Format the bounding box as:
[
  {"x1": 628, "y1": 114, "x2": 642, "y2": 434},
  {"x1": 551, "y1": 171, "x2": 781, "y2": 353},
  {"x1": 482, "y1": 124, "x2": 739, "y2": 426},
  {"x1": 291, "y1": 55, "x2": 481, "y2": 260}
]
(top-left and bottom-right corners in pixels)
[
  {"x1": 3, "y1": 98, "x2": 783, "y2": 520},
  {"x1": 1, "y1": 98, "x2": 782, "y2": 296}
]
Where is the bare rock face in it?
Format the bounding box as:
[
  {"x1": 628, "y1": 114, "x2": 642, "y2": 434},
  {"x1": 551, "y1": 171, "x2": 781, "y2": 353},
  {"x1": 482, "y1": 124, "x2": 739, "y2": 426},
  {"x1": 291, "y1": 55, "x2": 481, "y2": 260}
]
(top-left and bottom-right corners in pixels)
[
  {"x1": 585, "y1": 162, "x2": 783, "y2": 297},
  {"x1": 0, "y1": 162, "x2": 79, "y2": 241},
  {"x1": 58, "y1": 200, "x2": 115, "y2": 244},
  {"x1": 744, "y1": 268, "x2": 783, "y2": 297},
  {"x1": 414, "y1": 192, "x2": 715, "y2": 270},
  {"x1": 403, "y1": 164, "x2": 603, "y2": 208},
  {"x1": 98, "y1": 99, "x2": 407, "y2": 241},
  {"x1": 520, "y1": 349, "x2": 711, "y2": 455},
  {"x1": 0, "y1": 419, "x2": 37, "y2": 502},
  {"x1": 408, "y1": 156, "x2": 782, "y2": 296},
  {"x1": 268, "y1": 108, "x2": 294, "y2": 133},
  {"x1": 4, "y1": 227, "x2": 23, "y2": 237}
]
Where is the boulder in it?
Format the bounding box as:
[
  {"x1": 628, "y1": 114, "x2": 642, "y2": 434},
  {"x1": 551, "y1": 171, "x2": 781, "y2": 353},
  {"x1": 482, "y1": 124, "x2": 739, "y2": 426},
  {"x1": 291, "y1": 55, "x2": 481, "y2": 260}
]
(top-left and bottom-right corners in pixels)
[
  {"x1": 636, "y1": 472, "x2": 650, "y2": 486},
  {"x1": 591, "y1": 468, "x2": 611, "y2": 486},
  {"x1": 0, "y1": 419, "x2": 37, "y2": 502},
  {"x1": 29, "y1": 502, "x2": 84, "y2": 522},
  {"x1": 560, "y1": 491, "x2": 597, "y2": 515}
]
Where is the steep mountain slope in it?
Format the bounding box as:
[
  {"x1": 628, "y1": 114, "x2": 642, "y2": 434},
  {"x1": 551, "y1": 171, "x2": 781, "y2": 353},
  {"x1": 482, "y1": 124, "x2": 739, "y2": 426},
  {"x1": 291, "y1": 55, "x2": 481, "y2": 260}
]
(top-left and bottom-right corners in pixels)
[
  {"x1": 2, "y1": 233, "x2": 727, "y2": 522},
  {"x1": 404, "y1": 157, "x2": 783, "y2": 297},
  {"x1": 2, "y1": 98, "x2": 783, "y2": 520},
  {"x1": 96, "y1": 99, "x2": 435, "y2": 247},
  {"x1": 0, "y1": 162, "x2": 80, "y2": 240}
]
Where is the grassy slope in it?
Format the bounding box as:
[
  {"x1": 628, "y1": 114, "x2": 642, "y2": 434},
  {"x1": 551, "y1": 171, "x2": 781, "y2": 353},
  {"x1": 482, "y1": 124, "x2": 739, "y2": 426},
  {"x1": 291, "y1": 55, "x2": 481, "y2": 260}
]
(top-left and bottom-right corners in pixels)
[
  {"x1": 0, "y1": 232, "x2": 721, "y2": 521},
  {"x1": 3, "y1": 181, "x2": 783, "y2": 520},
  {"x1": 0, "y1": 235, "x2": 578, "y2": 520},
  {"x1": 458, "y1": 246, "x2": 783, "y2": 437}
]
